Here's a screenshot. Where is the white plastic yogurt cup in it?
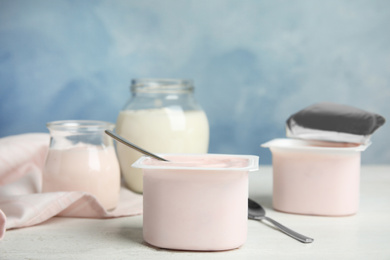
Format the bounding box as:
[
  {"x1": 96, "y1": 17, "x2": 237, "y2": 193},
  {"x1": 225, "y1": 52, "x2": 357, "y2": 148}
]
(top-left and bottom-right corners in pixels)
[
  {"x1": 132, "y1": 153, "x2": 259, "y2": 251},
  {"x1": 262, "y1": 138, "x2": 369, "y2": 216}
]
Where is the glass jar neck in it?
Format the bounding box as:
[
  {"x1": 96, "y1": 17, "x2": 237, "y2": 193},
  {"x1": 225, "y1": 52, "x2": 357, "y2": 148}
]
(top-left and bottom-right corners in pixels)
[
  {"x1": 47, "y1": 120, "x2": 114, "y2": 134},
  {"x1": 46, "y1": 120, "x2": 115, "y2": 148},
  {"x1": 131, "y1": 79, "x2": 194, "y2": 95}
]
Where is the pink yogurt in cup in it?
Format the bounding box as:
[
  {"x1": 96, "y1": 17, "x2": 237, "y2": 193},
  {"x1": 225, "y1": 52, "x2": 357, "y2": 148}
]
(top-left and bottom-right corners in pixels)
[
  {"x1": 132, "y1": 153, "x2": 259, "y2": 251},
  {"x1": 262, "y1": 138, "x2": 369, "y2": 216}
]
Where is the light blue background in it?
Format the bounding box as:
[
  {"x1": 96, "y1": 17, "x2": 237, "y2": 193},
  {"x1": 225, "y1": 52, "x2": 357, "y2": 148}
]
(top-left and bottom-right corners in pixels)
[{"x1": 1, "y1": 0, "x2": 389, "y2": 164}]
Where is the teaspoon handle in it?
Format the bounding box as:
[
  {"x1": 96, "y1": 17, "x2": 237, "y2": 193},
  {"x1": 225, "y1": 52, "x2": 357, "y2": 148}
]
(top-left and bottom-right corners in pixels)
[
  {"x1": 104, "y1": 130, "x2": 169, "y2": 162},
  {"x1": 263, "y1": 216, "x2": 314, "y2": 243}
]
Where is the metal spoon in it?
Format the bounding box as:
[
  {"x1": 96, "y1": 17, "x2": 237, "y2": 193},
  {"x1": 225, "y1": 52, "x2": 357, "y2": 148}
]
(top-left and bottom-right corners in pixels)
[
  {"x1": 248, "y1": 198, "x2": 314, "y2": 243},
  {"x1": 104, "y1": 130, "x2": 169, "y2": 162}
]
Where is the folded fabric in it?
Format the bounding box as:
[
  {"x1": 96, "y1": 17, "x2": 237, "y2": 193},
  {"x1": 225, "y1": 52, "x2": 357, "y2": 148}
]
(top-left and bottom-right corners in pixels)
[{"x1": 0, "y1": 133, "x2": 143, "y2": 240}]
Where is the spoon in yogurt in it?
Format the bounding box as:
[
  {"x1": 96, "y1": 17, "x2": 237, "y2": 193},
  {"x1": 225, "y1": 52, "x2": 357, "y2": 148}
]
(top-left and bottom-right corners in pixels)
[
  {"x1": 248, "y1": 198, "x2": 314, "y2": 243},
  {"x1": 105, "y1": 130, "x2": 169, "y2": 162}
]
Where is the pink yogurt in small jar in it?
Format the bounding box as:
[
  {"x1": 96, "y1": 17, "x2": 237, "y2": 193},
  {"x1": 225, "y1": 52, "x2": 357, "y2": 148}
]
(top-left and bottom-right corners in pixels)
[
  {"x1": 262, "y1": 139, "x2": 369, "y2": 216},
  {"x1": 43, "y1": 146, "x2": 120, "y2": 210},
  {"x1": 132, "y1": 154, "x2": 259, "y2": 251}
]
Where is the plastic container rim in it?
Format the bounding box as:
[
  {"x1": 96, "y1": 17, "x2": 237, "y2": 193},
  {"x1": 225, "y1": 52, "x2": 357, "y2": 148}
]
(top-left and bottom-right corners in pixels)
[
  {"x1": 261, "y1": 138, "x2": 370, "y2": 153},
  {"x1": 132, "y1": 153, "x2": 259, "y2": 171}
]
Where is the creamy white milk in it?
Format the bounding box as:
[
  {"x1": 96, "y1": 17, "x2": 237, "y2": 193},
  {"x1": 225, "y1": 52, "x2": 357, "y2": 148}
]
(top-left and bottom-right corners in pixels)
[
  {"x1": 42, "y1": 146, "x2": 121, "y2": 210},
  {"x1": 116, "y1": 108, "x2": 209, "y2": 193}
]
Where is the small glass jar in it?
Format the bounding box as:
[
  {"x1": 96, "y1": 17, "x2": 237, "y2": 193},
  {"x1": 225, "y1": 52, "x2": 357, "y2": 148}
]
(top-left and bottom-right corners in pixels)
[
  {"x1": 116, "y1": 78, "x2": 210, "y2": 193},
  {"x1": 42, "y1": 120, "x2": 121, "y2": 210}
]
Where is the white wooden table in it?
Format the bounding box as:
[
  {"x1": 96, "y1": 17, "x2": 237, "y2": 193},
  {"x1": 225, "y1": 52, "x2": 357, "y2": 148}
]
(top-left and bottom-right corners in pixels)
[{"x1": 1, "y1": 165, "x2": 389, "y2": 260}]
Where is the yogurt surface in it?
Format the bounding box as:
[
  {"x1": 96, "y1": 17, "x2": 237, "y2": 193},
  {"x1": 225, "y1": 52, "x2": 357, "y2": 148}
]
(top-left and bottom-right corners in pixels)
[{"x1": 133, "y1": 154, "x2": 258, "y2": 171}]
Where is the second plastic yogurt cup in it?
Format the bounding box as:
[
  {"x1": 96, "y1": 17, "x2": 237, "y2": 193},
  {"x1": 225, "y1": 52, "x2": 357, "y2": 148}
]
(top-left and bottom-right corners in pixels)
[{"x1": 262, "y1": 138, "x2": 369, "y2": 216}]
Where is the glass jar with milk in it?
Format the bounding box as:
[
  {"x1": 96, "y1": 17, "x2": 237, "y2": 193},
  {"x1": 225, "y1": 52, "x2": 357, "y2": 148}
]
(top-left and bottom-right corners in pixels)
[{"x1": 116, "y1": 79, "x2": 210, "y2": 193}]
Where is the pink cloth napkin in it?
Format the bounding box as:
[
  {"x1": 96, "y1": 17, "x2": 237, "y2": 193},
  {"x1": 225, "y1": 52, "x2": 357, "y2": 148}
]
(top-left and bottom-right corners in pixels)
[{"x1": 0, "y1": 133, "x2": 143, "y2": 240}]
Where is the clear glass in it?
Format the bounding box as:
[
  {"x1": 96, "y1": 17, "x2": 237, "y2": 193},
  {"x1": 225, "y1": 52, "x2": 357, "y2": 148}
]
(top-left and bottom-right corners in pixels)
[
  {"x1": 42, "y1": 120, "x2": 121, "y2": 210},
  {"x1": 116, "y1": 78, "x2": 210, "y2": 193}
]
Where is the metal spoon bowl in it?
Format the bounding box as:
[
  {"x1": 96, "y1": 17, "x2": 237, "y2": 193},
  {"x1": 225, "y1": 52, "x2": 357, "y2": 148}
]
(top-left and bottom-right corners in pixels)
[{"x1": 248, "y1": 198, "x2": 314, "y2": 243}]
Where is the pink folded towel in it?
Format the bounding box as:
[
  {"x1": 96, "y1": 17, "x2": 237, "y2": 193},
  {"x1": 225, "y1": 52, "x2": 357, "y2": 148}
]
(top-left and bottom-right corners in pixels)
[{"x1": 0, "y1": 133, "x2": 143, "y2": 240}]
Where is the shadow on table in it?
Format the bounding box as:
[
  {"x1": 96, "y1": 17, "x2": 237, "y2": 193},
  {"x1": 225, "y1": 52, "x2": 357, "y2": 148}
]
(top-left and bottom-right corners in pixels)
[
  {"x1": 117, "y1": 225, "x2": 144, "y2": 245},
  {"x1": 250, "y1": 194, "x2": 273, "y2": 210},
  {"x1": 116, "y1": 226, "x2": 196, "y2": 252}
]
